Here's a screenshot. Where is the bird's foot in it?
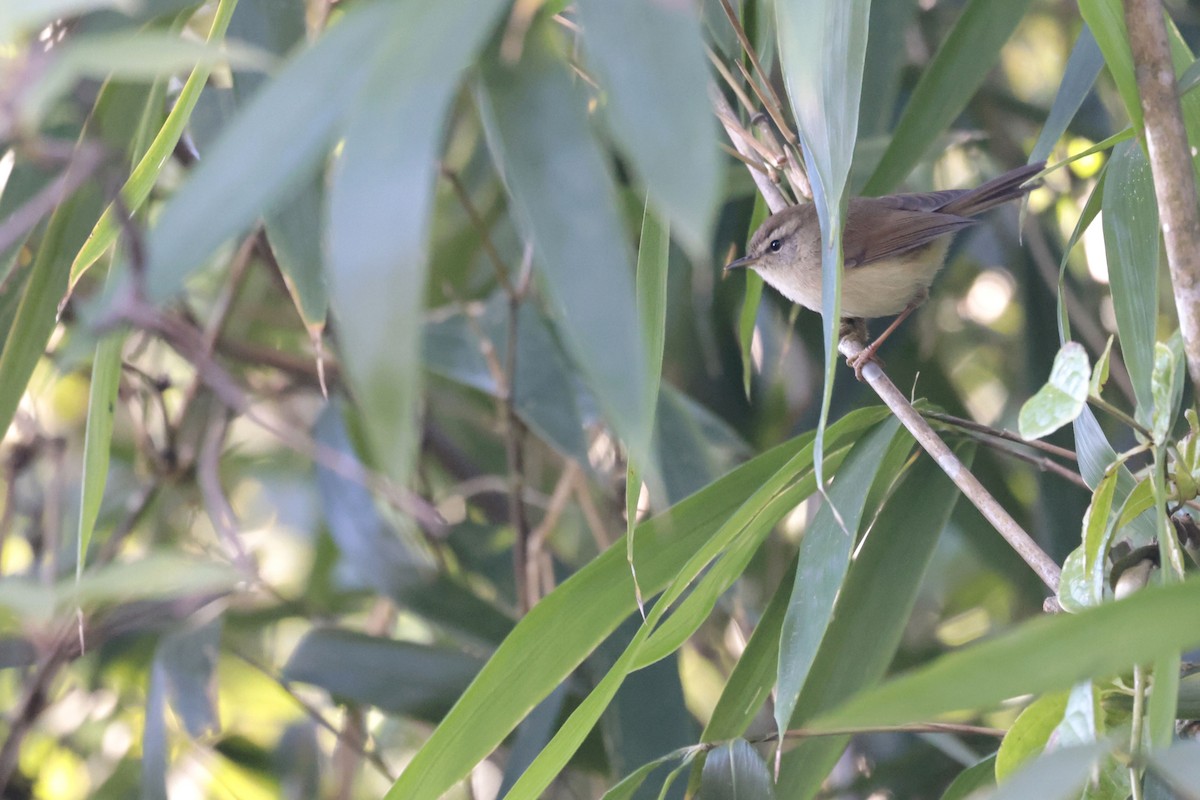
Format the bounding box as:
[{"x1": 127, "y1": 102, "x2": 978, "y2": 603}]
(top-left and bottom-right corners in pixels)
[{"x1": 847, "y1": 344, "x2": 883, "y2": 381}]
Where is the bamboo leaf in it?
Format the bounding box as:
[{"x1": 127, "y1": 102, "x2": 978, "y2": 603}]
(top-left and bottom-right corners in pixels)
[
  {"x1": 326, "y1": 0, "x2": 508, "y2": 481},
  {"x1": 575, "y1": 0, "x2": 718, "y2": 255},
  {"x1": 774, "y1": 417, "x2": 906, "y2": 737},
  {"x1": 864, "y1": 0, "x2": 1034, "y2": 194},
  {"x1": 1102, "y1": 140, "x2": 1159, "y2": 424},
  {"x1": 479, "y1": 26, "x2": 652, "y2": 468},
  {"x1": 807, "y1": 578, "x2": 1200, "y2": 731}
]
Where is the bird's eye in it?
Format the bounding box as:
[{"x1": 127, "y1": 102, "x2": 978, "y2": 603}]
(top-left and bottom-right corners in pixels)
[{"x1": 769, "y1": 239, "x2": 782, "y2": 252}]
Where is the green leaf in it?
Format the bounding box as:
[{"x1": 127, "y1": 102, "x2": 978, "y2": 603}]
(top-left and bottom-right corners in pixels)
[
  {"x1": 1151, "y1": 342, "x2": 1181, "y2": 444},
  {"x1": 283, "y1": 628, "x2": 484, "y2": 721},
  {"x1": 775, "y1": 446, "x2": 973, "y2": 798},
  {"x1": 776, "y1": 0, "x2": 869, "y2": 489},
  {"x1": 326, "y1": 0, "x2": 508, "y2": 482},
  {"x1": 71, "y1": 0, "x2": 239, "y2": 289},
  {"x1": 700, "y1": 561, "x2": 795, "y2": 744},
  {"x1": 940, "y1": 754, "x2": 997, "y2": 800},
  {"x1": 1030, "y1": 26, "x2": 1104, "y2": 164},
  {"x1": 602, "y1": 750, "x2": 690, "y2": 800},
  {"x1": 738, "y1": 195, "x2": 769, "y2": 398},
  {"x1": 140, "y1": 1, "x2": 392, "y2": 302},
  {"x1": 629, "y1": 198, "x2": 670, "y2": 511},
  {"x1": 1019, "y1": 341, "x2": 1090, "y2": 440},
  {"x1": 774, "y1": 418, "x2": 907, "y2": 737},
  {"x1": 385, "y1": 407, "x2": 889, "y2": 800},
  {"x1": 574, "y1": 0, "x2": 717, "y2": 255},
  {"x1": 1078, "y1": 0, "x2": 1142, "y2": 130},
  {"x1": 699, "y1": 740, "x2": 775, "y2": 800},
  {"x1": 995, "y1": 692, "x2": 1067, "y2": 781},
  {"x1": 1147, "y1": 740, "x2": 1200, "y2": 793},
  {"x1": 1057, "y1": 547, "x2": 1093, "y2": 613},
  {"x1": 1102, "y1": 140, "x2": 1159, "y2": 423},
  {"x1": 988, "y1": 742, "x2": 1114, "y2": 800},
  {"x1": 863, "y1": 0, "x2": 1035, "y2": 194},
  {"x1": 423, "y1": 296, "x2": 590, "y2": 466},
  {"x1": 1090, "y1": 335, "x2": 1114, "y2": 396},
  {"x1": 807, "y1": 577, "x2": 1200, "y2": 731},
  {"x1": 264, "y1": 170, "x2": 327, "y2": 328},
  {"x1": 479, "y1": 25, "x2": 652, "y2": 468},
  {"x1": 156, "y1": 619, "x2": 223, "y2": 738},
  {"x1": 76, "y1": 331, "x2": 123, "y2": 576},
  {"x1": 1083, "y1": 467, "x2": 1119, "y2": 595}
]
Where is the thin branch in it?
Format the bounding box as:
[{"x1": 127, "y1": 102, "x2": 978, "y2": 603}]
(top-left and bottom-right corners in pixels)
[
  {"x1": 1124, "y1": 0, "x2": 1200, "y2": 400},
  {"x1": 716, "y1": 0, "x2": 796, "y2": 146},
  {"x1": 847, "y1": 342, "x2": 1062, "y2": 592},
  {"x1": 921, "y1": 411, "x2": 1078, "y2": 462}
]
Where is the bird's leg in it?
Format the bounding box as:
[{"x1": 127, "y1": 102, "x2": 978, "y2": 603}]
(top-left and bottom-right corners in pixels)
[{"x1": 847, "y1": 289, "x2": 928, "y2": 381}]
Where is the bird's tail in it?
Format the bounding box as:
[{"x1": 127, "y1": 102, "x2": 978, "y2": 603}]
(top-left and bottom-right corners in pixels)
[{"x1": 940, "y1": 161, "x2": 1047, "y2": 217}]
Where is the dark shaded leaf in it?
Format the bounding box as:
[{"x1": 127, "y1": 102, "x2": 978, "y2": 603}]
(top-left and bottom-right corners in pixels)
[{"x1": 284, "y1": 628, "x2": 484, "y2": 720}]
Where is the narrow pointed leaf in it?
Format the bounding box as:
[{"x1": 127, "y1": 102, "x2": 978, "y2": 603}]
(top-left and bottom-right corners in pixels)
[
  {"x1": 575, "y1": 0, "x2": 718, "y2": 254},
  {"x1": 327, "y1": 0, "x2": 507, "y2": 481},
  {"x1": 1102, "y1": 140, "x2": 1159, "y2": 422},
  {"x1": 141, "y1": 1, "x2": 392, "y2": 301},
  {"x1": 807, "y1": 578, "x2": 1200, "y2": 731},
  {"x1": 774, "y1": 418, "x2": 905, "y2": 736},
  {"x1": 700, "y1": 740, "x2": 775, "y2": 800},
  {"x1": 479, "y1": 28, "x2": 651, "y2": 466},
  {"x1": 864, "y1": 0, "x2": 1034, "y2": 194}
]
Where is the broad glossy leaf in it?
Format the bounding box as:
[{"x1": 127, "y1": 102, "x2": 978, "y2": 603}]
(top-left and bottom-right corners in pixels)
[
  {"x1": 700, "y1": 740, "x2": 775, "y2": 800},
  {"x1": 987, "y1": 742, "x2": 1113, "y2": 800},
  {"x1": 1019, "y1": 342, "x2": 1090, "y2": 440},
  {"x1": 284, "y1": 628, "x2": 484, "y2": 721},
  {"x1": 327, "y1": 0, "x2": 508, "y2": 482},
  {"x1": 479, "y1": 26, "x2": 652, "y2": 467},
  {"x1": 575, "y1": 0, "x2": 717, "y2": 255},
  {"x1": 774, "y1": 418, "x2": 906, "y2": 736},
  {"x1": 995, "y1": 692, "x2": 1067, "y2": 781},
  {"x1": 1102, "y1": 140, "x2": 1159, "y2": 422},
  {"x1": 940, "y1": 754, "x2": 997, "y2": 800},
  {"x1": 808, "y1": 577, "x2": 1200, "y2": 730},
  {"x1": 1151, "y1": 342, "x2": 1180, "y2": 444},
  {"x1": 864, "y1": 0, "x2": 1035, "y2": 194}
]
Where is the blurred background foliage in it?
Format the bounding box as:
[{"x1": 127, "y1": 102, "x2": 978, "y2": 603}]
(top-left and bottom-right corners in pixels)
[{"x1": 0, "y1": 0, "x2": 1198, "y2": 798}]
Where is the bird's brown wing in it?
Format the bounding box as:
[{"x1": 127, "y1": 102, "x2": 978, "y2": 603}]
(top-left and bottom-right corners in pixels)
[{"x1": 843, "y1": 198, "x2": 976, "y2": 268}]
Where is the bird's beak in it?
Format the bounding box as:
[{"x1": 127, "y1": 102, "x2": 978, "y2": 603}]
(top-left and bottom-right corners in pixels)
[{"x1": 725, "y1": 254, "x2": 757, "y2": 271}]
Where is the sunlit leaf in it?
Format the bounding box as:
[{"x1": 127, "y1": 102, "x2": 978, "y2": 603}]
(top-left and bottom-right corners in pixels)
[
  {"x1": 1019, "y1": 341, "x2": 1090, "y2": 441},
  {"x1": 1102, "y1": 140, "x2": 1159, "y2": 423},
  {"x1": 808, "y1": 577, "x2": 1200, "y2": 730},
  {"x1": 995, "y1": 692, "x2": 1067, "y2": 781}
]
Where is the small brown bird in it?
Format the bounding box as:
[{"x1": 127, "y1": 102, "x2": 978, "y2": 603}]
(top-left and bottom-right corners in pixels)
[{"x1": 726, "y1": 162, "x2": 1044, "y2": 378}]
